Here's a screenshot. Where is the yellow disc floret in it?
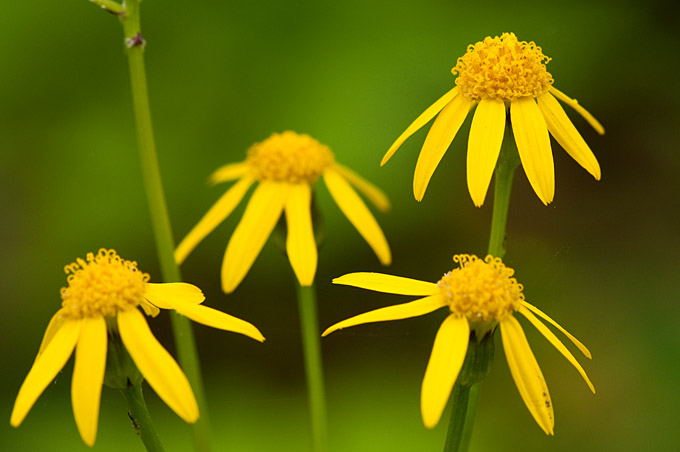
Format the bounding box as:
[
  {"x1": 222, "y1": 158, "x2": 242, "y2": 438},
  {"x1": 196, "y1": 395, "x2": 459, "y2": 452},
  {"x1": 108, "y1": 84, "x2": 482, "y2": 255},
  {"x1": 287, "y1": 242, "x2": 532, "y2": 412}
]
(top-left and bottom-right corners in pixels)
[
  {"x1": 452, "y1": 32, "x2": 554, "y2": 102},
  {"x1": 246, "y1": 131, "x2": 334, "y2": 184},
  {"x1": 60, "y1": 249, "x2": 149, "y2": 318}
]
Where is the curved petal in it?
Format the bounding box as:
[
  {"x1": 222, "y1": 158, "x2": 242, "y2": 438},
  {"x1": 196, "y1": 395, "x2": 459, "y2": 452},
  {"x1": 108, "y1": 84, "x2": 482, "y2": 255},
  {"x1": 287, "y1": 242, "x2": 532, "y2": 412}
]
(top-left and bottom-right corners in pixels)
[
  {"x1": 537, "y1": 92, "x2": 600, "y2": 180},
  {"x1": 520, "y1": 300, "x2": 592, "y2": 359},
  {"x1": 332, "y1": 163, "x2": 390, "y2": 212},
  {"x1": 36, "y1": 309, "x2": 67, "y2": 359},
  {"x1": 382, "y1": 87, "x2": 459, "y2": 166},
  {"x1": 500, "y1": 315, "x2": 554, "y2": 435},
  {"x1": 285, "y1": 184, "x2": 317, "y2": 286},
  {"x1": 118, "y1": 309, "x2": 198, "y2": 423},
  {"x1": 72, "y1": 316, "x2": 107, "y2": 446},
  {"x1": 208, "y1": 162, "x2": 249, "y2": 185},
  {"x1": 139, "y1": 300, "x2": 161, "y2": 318},
  {"x1": 175, "y1": 175, "x2": 255, "y2": 265},
  {"x1": 332, "y1": 272, "x2": 439, "y2": 296},
  {"x1": 11, "y1": 318, "x2": 81, "y2": 427},
  {"x1": 222, "y1": 182, "x2": 290, "y2": 293},
  {"x1": 511, "y1": 97, "x2": 554, "y2": 205},
  {"x1": 323, "y1": 168, "x2": 391, "y2": 265},
  {"x1": 322, "y1": 294, "x2": 446, "y2": 337},
  {"x1": 166, "y1": 302, "x2": 265, "y2": 342},
  {"x1": 145, "y1": 283, "x2": 205, "y2": 309},
  {"x1": 549, "y1": 87, "x2": 604, "y2": 135},
  {"x1": 413, "y1": 94, "x2": 473, "y2": 201},
  {"x1": 467, "y1": 99, "x2": 507, "y2": 207},
  {"x1": 421, "y1": 314, "x2": 469, "y2": 428}
]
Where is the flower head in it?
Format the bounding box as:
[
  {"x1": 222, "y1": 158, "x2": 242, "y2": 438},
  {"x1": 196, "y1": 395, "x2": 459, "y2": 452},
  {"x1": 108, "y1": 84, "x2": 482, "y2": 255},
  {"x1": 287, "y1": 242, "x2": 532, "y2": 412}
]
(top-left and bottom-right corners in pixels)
[
  {"x1": 323, "y1": 254, "x2": 594, "y2": 433},
  {"x1": 175, "y1": 131, "x2": 391, "y2": 293},
  {"x1": 382, "y1": 32, "x2": 605, "y2": 206},
  {"x1": 10, "y1": 249, "x2": 264, "y2": 446}
]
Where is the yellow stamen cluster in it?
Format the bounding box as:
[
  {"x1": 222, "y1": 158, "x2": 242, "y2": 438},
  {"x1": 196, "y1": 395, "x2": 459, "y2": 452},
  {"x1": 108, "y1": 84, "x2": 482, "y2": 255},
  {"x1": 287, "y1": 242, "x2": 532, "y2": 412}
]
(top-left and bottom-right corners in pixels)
[
  {"x1": 452, "y1": 32, "x2": 554, "y2": 102},
  {"x1": 246, "y1": 131, "x2": 334, "y2": 184},
  {"x1": 60, "y1": 249, "x2": 149, "y2": 318},
  {"x1": 438, "y1": 254, "x2": 524, "y2": 323}
]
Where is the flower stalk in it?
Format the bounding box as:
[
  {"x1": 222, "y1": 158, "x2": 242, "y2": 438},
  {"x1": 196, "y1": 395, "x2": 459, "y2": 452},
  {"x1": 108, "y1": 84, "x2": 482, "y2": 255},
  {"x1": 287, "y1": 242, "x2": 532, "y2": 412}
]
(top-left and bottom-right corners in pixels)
[{"x1": 121, "y1": 383, "x2": 166, "y2": 452}]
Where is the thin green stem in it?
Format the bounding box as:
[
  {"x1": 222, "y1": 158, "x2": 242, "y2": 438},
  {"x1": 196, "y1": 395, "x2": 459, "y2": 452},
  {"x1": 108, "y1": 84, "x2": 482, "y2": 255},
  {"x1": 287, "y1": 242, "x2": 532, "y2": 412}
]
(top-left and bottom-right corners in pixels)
[
  {"x1": 121, "y1": 383, "x2": 166, "y2": 452},
  {"x1": 296, "y1": 284, "x2": 328, "y2": 452},
  {"x1": 487, "y1": 130, "x2": 520, "y2": 259},
  {"x1": 443, "y1": 383, "x2": 471, "y2": 452}
]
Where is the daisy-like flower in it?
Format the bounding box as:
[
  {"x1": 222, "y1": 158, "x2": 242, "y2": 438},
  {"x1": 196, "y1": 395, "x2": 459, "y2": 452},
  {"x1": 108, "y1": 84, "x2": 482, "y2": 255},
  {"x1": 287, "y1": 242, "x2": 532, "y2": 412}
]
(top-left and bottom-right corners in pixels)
[
  {"x1": 323, "y1": 254, "x2": 595, "y2": 433},
  {"x1": 10, "y1": 249, "x2": 264, "y2": 446},
  {"x1": 382, "y1": 32, "x2": 605, "y2": 206},
  {"x1": 175, "y1": 131, "x2": 391, "y2": 293}
]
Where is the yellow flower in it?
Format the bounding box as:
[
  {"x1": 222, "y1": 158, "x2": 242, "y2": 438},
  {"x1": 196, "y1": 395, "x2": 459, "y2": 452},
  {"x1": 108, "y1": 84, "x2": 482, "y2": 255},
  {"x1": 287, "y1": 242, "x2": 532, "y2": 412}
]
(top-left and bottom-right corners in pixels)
[
  {"x1": 323, "y1": 254, "x2": 594, "y2": 433},
  {"x1": 175, "y1": 131, "x2": 391, "y2": 293},
  {"x1": 10, "y1": 249, "x2": 264, "y2": 446},
  {"x1": 382, "y1": 32, "x2": 605, "y2": 206}
]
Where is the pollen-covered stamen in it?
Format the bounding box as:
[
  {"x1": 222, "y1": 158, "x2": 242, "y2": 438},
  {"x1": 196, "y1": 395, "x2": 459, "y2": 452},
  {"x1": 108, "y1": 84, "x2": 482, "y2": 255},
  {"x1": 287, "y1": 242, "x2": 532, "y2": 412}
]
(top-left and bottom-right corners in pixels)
[
  {"x1": 452, "y1": 32, "x2": 554, "y2": 102},
  {"x1": 246, "y1": 131, "x2": 334, "y2": 184},
  {"x1": 60, "y1": 249, "x2": 149, "y2": 318}
]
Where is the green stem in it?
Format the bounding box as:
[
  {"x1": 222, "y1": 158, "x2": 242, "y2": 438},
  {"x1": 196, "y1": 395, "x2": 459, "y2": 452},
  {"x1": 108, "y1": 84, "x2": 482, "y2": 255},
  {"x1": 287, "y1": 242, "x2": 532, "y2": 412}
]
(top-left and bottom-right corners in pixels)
[
  {"x1": 296, "y1": 284, "x2": 328, "y2": 452},
  {"x1": 487, "y1": 130, "x2": 520, "y2": 259},
  {"x1": 119, "y1": 2, "x2": 211, "y2": 451},
  {"x1": 443, "y1": 383, "x2": 471, "y2": 452},
  {"x1": 121, "y1": 383, "x2": 166, "y2": 452}
]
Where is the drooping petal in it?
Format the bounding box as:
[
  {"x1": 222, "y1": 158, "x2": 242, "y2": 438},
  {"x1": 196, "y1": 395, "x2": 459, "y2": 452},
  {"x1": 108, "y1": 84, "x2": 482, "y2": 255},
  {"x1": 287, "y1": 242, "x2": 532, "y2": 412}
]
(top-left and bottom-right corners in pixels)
[
  {"x1": 138, "y1": 300, "x2": 161, "y2": 318},
  {"x1": 117, "y1": 309, "x2": 198, "y2": 423},
  {"x1": 537, "y1": 92, "x2": 601, "y2": 180},
  {"x1": 467, "y1": 99, "x2": 506, "y2": 207},
  {"x1": 145, "y1": 283, "x2": 205, "y2": 309},
  {"x1": 323, "y1": 167, "x2": 391, "y2": 265},
  {"x1": 517, "y1": 306, "x2": 595, "y2": 393},
  {"x1": 520, "y1": 300, "x2": 592, "y2": 359},
  {"x1": 421, "y1": 315, "x2": 469, "y2": 429},
  {"x1": 549, "y1": 87, "x2": 605, "y2": 135},
  {"x1": 511, "y1": 97, "x2": 554, "y2": 205},
  {"x1": 331, "y1": 163, "x2": 390, "y2": 212},
  {"x1": 36, "y1": 309, "x2": 67, "y2": 359},
  {"x1": 72, "y1": 316, "x2": 107, "y2": 446},
  {"x1": 285, "y1": 184, "x2": 317, "y2": 286},
  {"x1": 500, "y1": 315, "x2": 554, "y2": 435},
  {"x1": 382, "y1": 87, "x2": 460, "y2": 166},
  {"x1": 222, "y1": 181, "x2": 290, "y2": 293},
  {"x1": 208, "y1": 162, "x2": 249, "y2": 185},
  {"x1": 332, "y1": 272, "x2": 439, "y2": 296},
  {"x1": 170, "y1": 302, "x2": 265, "y2": 342},
  {"x1": 321, "y1": 294, "x2": 446, "y2": 337},
  {"x1": 413, "y1": 94, "x2": 473, "y2": 201},
  {"x1": 175, "y1": 175, "x2": 255, "y2": 265},
  {"x1": 10, "y1": 318, "x2": 81, "y2": 427}
]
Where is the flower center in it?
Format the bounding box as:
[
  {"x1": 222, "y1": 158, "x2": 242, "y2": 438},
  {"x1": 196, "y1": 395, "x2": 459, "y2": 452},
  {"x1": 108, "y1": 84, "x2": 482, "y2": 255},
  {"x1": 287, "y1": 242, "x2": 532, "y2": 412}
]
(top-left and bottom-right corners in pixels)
[
  {"x1": 246, "y1": 131, "x2": 334, "y2": 184},
  {"x1": 452, "y1": 32, "x2": 554, "y2": 102},
  {"x1": 437, "y1": 254, "x2": 523, "y2": 324},
  {"x1": 60, "y1": 249, "x2": 149, "y2": 318}
]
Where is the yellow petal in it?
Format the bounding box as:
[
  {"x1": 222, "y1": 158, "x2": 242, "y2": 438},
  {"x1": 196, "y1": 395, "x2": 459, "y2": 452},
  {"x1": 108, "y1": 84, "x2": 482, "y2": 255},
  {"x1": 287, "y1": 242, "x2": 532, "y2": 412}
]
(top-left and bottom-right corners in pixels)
[
  {"x1": 11, "y1": 318, "x2": 81, "y2": 427},
  {"x1": 382, "y1": 87, "x2": 460, "y2": 166},
  {"x1": 332, "y1": 272, "x2": 439, "y2": 296},
  {"x1": 208, "y1": 162, "x2": 249, "y2": 185},
  {"x1": 413, "y1": 94, "x2": 473, "y2": 201},
  {"x1": 520, "y1": 300, "x2": 592, "y2": 359},
  {"x1": 467, "y1": 99, "x2": 506, "y2": 207},
  {"x1": 537, "y1": 92, "x2": 601, "y2": 180},
  {"x1": 421, "y1": 314, "x2": 469, "y2": 429},
  {"x1": 145, "y1": 283, "x2": 205, "y2": 309},
  {"x1": 323, "y1": 167, "x2": 391, "y2": 265},
  {"x1": 175, "y1": 175, "x2": 255, "y2": 265},
  {"x1": 517, "y1": 306, "x2": 595, "y2": 393},
  {"x1": 500, "y1": 315, "x2": 554, "y2": 435},
  {"x1": 511, "y1": 97, "x2": 554, "y2": 205},
  {"x1": 322, "y1": 294, "x2": 446, "y2": 337},
  {"x1": 549, "y1": 87, "x2": 605, "y2": 135},
  {"x1": 332, "y1": 163, "x2": 390, "y2": 212},
  {"x1": 285, "y1": 184, "x2": 317, "y2": 286},
  {"x1": 222, "y1": 182, "x2": 290, "y2": 293},
  {"x1": 117, "y1": 309, "x2": 199, "y2": 423},
  {"x1": 36, "y1": 309, "x2": 67, "y2": 359},
  {"x1": 72, "y1": 316, "x2": 107, "y2": 446},
  {"x1": 139, "y1": 300, "x2": 161, "y2": 318}
]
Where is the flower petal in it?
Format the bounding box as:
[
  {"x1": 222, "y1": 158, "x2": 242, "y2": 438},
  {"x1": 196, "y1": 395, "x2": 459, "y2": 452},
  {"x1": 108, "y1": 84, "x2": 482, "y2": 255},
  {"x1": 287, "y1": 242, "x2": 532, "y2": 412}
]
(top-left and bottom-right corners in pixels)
[
  {"x1": 332, "y1": 163, "x2": 390, "y2": 212},
  {"x1": 222, "y1": 181, "x2": 290, "y2": 293},
  {"x1": 520, "y1": 300, "x2": 592, "y2": 359},
  {"x1": 467, "y1": 99, "x2": 506, "y2": 207},
  {"x1": 413, "y1": 94, "x2": 473, "y2": 201},
  {"x1": 322, "y1": 294, "x2": 446, "y2": 337},
  {"x1": 323, "y1": 167, "x2": 391, "y2": 265},
  {"x1": 517, "y1": 306, "x2": 595, "y2": 393},
  {"x1": 382, "y1": 87, "x2": 460, "y2": 166},
  {"x1": 10, "y1": 318, "x2": 81, "y2": 427},
  {"x1": 332, "y1": 272, "x2": 439, "y2": 296},
  {"x1": 285, "y1": 184, "x2": 317, "y2": 286},
  {"x1": 537, "y1": 92, "x2": 601, "y2": 180},
  {"x1": 162, "y1": 302, "x2": 265, "y2": 343},
  {"x1": 500, "y1": 315, "x2": 554, "y2": 435},
  {"x1": 175, "y1": 175, "x2": 255, "y2": 265},
  {"x1": 549, "y1": 87, "x2": 605, "y2": 135},
  {"x1": 208, "y1": 162, "x2": 249, "y2": 185},
  {"x1": 421, "y1": 314, "x2": 469, "y2": 429},
  {"x1": 36, "y1": 309, "x2": 67, "y2": 359},
  {"x1": 511, "y1": 97, "x2": 554, "y2": 205},
  {"x1": 72, "y1": 316, "x2": 107, "y2": 446},
  {"x1": 145, "y1": 283, "x2": 205, "y2": 309},
  {"x1": 118, "y1": 309, "x2": 198, "y2": 423}
]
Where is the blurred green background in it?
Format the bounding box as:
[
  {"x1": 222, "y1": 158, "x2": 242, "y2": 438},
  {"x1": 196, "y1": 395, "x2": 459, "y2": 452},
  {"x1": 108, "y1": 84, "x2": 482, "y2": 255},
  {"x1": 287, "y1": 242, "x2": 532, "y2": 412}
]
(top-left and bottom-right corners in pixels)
[{"x1": 2, "y1": 0, "x2": 679, "y2": 451}]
